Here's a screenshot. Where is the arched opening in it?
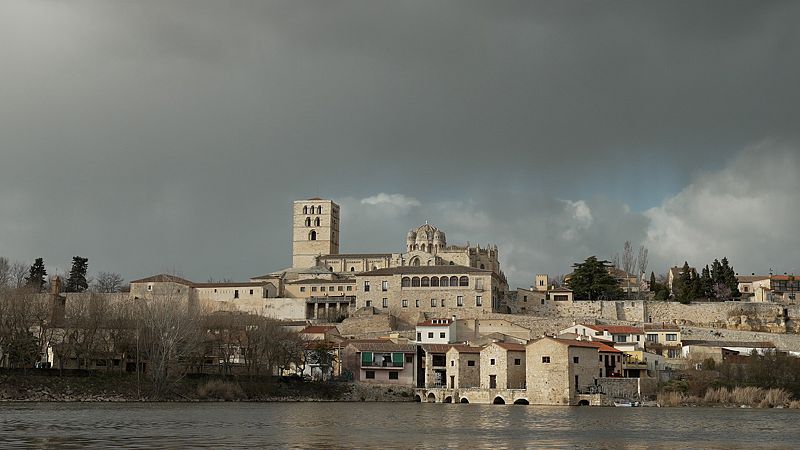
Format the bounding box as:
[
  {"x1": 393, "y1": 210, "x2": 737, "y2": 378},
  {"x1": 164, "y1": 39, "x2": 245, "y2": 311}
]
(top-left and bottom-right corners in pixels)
[
  {"x1": 492, "y1": 397, "x2": 506, "y2": 405},
  {"x1": 443, "y1": 396, "x2": 452, "y2": 403},
  {"x1": 426, "y1": 393, "x2": 436, "y2": 403},
  {"x1": 350, "y1": 267, "x2": 355, "y2": 272},
  {"x1": 421, "y1": 277, "x2": 430, "y2": 287},
  {"x1": 459, "y1": 276, "x2": 469, "y2": 287},
  {"x1": 328, "y1": 267, "x2": 333, "y2": 272},
  {"x1": 314, "y1": 217, "x2": 321, "y2": 226},
  {"x1": 421, "y1": 244, "x2": 426, "y2": 252},
  {"x1": 401, "y1": 277, "x2": 411, "y2": 287},
  {"x1": 316, "y1": 206, "x2": 322, "y2": 214},
  {"x1": 309, "y1": 230, "x2": 317, "y2": 241},
  {"x1": 411, "y1": 257, "x2": 420, "y2": 267},
  {"x1": 303, "y1": 206, "x2": 308, "y2": 214},
  {"x1": 480, "y1": 264, "x2": 485, "y2": 269},
  {"x1": 430, "y1": 277, "x2": 439, "y2": 287},
  {"x1": 449, "y1": 261, "x2": 454, "y2": 265},
  {"x1": 305, "y1": 217, "x2": 311, "y2": 226},
  {"x1": 577, "y1": 400, "x2": 590, "y2": 406},
  {"x1": 414, "y1": 395, "x2": 422, "y2": 402},
  {"x1": 449, "y1": 276, "x2": 458, "y2": 287},
  {"x1": 460, "y1": 398, "x2": 469, "y2": 404},
  {"x1": 440, "y1": 276, "x2": 449, "y2": 287},
  {"x1": 411, "y1": 277, "x2": 420, "y2": 287},
  {"x1": 513, "y1": 399, "x2": 530, "y2": 405}
]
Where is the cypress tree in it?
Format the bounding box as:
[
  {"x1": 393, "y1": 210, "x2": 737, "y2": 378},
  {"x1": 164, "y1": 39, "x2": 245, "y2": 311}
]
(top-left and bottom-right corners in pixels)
[
  {"x1": 649, "y1": 271, "x2": 657, "y2": 292},
  {"x1": 65, "y1": 256, "x2": 89, "y2": 293}
]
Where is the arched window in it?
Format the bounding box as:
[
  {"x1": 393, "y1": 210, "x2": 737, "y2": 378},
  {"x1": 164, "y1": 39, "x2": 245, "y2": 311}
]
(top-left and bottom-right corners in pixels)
[
  {"x1": 449, "y1": 276, "x2": 458, "y2": 287},
  {"x1": 305, "y1": 217, "x2": 311, "y2": 226},
  {"x1": 420, "y1": 244, "x2": 426, "y2": 252},
  {"x1": 459, "y1": 276, "x2": 469, "y2": 287},
  {"x1": 401, "y1": 277, "x2": 411, "y2": 287},
  {"x1": 309, "y1": 230, "x2": 317, "y2": 241},
  {"x1": 480, "y1": 264, "x2": 485, "y2": 269},
  {"x1": 421, "y1": 277, "x2": 430, "y2": 287},
  {"x1": 440, "y1": 276, "x2": 449, "y2": 287},
  {"x1": 350, "y1": 267, "x2": 355, "y2": 272},
  {"x1": 316, "y1": 206, "x2": 322, "y2": 214},
  {"x1": 411, "y1": 277, "x2": 420, "y2": 287},
  {"x1": 431, "y1": 277, "x2": 439, "y2": 287},
  {"x1": 315, "y1": 217, "x2": 321, "y2": 226},
  {"x1": 328, "y1": 266, "x2": 333, "y2": 272},
  {"x1": 427, "y1": 260, "x2": 432, "y2": 266},
  {"x1": 303, "y1": 206, "x2": 308, "y2": 214},
  {"x1": 411, "y1": 257, "x2": 420, "y2": 267},
  {"x1": 449, "y1": 261, "x2": 454, "y2": 265}
]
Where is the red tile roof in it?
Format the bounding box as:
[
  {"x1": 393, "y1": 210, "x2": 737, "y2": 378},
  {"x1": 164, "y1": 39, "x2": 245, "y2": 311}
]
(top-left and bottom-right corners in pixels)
[
  {"x1": 529, "y1": 337, "x2": 602, "y2": 349},
  {"x1": 448, "y1": 345, "x2": 482, "y2": 354},
  {"x1": 583, "y1": 324, "x2": 644, "y2": 334},
  {"x1": 581, "y1": 341, "x2": 623, "y2": 353},
  {"x1": 417, "y1": 319, "x2": 452, "y2": 327},
  {"x1": 301, "y1": 325, "x2": 338, "y2": 334},
  {"x1": 494, "y1": 342, "x2": 526, "y2": 352}
]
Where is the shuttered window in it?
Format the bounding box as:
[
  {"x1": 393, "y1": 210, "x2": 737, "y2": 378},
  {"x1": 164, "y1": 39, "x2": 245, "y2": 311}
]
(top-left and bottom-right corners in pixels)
[
  {"x1": 392, "y1": 353, "x2": 404, "y2": 365},
  {"x1": 361, "y1": 352, "x2": 373, "y2": 365}
]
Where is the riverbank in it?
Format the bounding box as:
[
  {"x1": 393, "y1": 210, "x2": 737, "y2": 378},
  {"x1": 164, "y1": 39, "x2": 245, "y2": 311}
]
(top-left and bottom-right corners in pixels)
[{"x1": 0, "y1": 373, "x2": 416, "y2": 402}]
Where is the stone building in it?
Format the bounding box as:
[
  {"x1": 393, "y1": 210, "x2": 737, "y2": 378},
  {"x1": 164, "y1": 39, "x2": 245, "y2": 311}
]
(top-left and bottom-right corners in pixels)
[
  {"x1": 525, "y1": 337, "x2": 600, "y2": 405},
  {"x1": 341, "y1": 339, "x2": 417, "y2": 385},
  {"x1": 480, "y1": 342, "x2": 526, "y2": 390},
  {"x1": 445, "y1": 345, "x2": 481, "y2": 388}
]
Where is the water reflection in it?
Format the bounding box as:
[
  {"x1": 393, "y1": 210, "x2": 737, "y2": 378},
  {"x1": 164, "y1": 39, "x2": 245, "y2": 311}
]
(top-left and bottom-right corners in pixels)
[{"x1": 0, "y1": 402, "x2": 798, "y2": 449}]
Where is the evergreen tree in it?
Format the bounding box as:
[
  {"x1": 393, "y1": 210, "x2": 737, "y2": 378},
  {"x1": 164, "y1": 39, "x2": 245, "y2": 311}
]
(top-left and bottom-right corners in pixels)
[
  {"x1": 649, "y1": 271, "x2": 657, "y2": 292},
  {"x1": 25, "y1": 258, "x2": 47, "y2": 292},
  {"x1": 566, "y1": 256, "x2": 623, "y2": 300},
  {"x1": 65, "y1": 256, "x2": 89, "y2": 293},
  {"x1": 720, "y1": 257, "x2": 741, "y2": 298},
  {"x1": 674, "y1": 261, "x2": 693, "y2": 304},
  {"x1": 700, "y1": 265, "x2": 714, "y2": 299}
]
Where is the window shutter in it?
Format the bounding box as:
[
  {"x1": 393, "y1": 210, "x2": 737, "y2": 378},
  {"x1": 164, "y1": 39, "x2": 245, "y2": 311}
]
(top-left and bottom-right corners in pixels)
[
  {"x1": 392, "y1": 352, "x2": 404, "y2": 365},
  {"x1": 361, "y1": 352, "x2": 372, "y2": 365}
]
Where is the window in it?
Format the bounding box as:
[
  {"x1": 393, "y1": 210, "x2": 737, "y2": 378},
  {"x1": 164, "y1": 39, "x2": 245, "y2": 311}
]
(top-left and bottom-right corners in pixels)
[
  {"x1": 346, "y1": 286, "x2": 352, "y2": 291},
  {"x1": 451, "y1": 361, "x2": 454, "y2": 366},
  {"x1": 475, "y1": 279, "x2": 483, "y2": 290},
  {"x1": 666, "y1": 334, "x2": 678, "y2": 341},
  {"x1": 439, "y1": 332, "x2": 446, "y2": 339},
  {"x1": 314, "y1": 217, "x2": 320, "y2": 226},
  {"x1": 320, "y1": 287, "x2": 325, "y2": 292},
  {"x1": 476, "y1": 296, "x2": 482, "y2": 306},
  {"x1": 646, "y1": 334, "x2": 658, "y2": 343},
  {"x1": 440, "y1": 276, "x2": 449, "y2": 287},
  {"x1": 514, "y1": 358, "x2": 521, "y2": 366},
  {"x1": 539, "y1": 279, "x2": 545, "y2": 286},
  {"x1": 382, "y1": 298, "x2": 388, "y2": 308},
  {"x1": 457, "y1": 296, "x2": 463, "y2": 306},
  {"x1": 402, "y1": 299, "x2": 408, "y2": 308},
  {"x1": 599, "y1": 355, "x2": 603, "y2": 361},
  {"x1": 467, "y1": 360, "x2": 475, "y2": 367},
  {"x1": 415, "y1": 299, "x2": 420, "y2": 307},
  {"x1": 338, "y1": 286, "x2": 343, "y2": 291},
  {"x1": 542, "y1": 356, "x2": 551, "y2": 363},
  {"x1": 249, "y1": 289, "x2": 253, "y2": 295},
  {"x1": 490, "y1": 359, "x2": 495, "y2": 365},
  {"x1": 614, "y1": 335, "x2": 627, "y2": 343},
  {"x1": 316, "y1": 206, "x2": 322, "y2": 214},
  {"x1": 234, "y1": 290, "x2": 239, "y2": 299},
  {"x1": 364, "y1": 281, "x2": 370, "y2": 292},
  {"x1": 573, "y1": 357, "x2": 579, "y2": 364},
  {"x1": 365, "y1": 371, "x2": 375, "y2": 379},
  {"x1": 541, "y1": 299, "x2": 545, "y2": 305},
  {"x1": 450, "y1": 276, "x2": 458, "y2": 286},
  {"x1": 305, "y1": 217, "x2": 311, "y2": 226},
  {"x1": 459, "y1": 276, "x2": 469, "y2": 287},
  {"x1": 421, "y1": 277, "x2": 430, "y2": 287},
  {"x1": 417, "y1": 332, "x2": 421, "y2": 341},
  {"x1": 402, "y1": 277, "x2": 411, "y2": 287},
  {"x1": 554, "y1": 295, "x2": 569, "y2": 301},
  {"x1": 431, "y1": 277, "x2": 439, "y2": 287},
  {"x1": 311, "y1": 287, "x2": 317, "y2": 292},
  {"x1": 350, "y1": 267, "x2": 355, "y2": 272},
  {"x1": 428, "y1": 332, "x2": 434, "y2": 338},
  {"x1": 406, "y1": 355, "x2": 413, "y2": 363},
  {"x1": 441, "y1": 299, "x2": 445, "y2": 307},
  {"x1": 411, "y1": 277, "x2": 420, "y2": 287},
  {"x1": 431, "y1": 299, "x2": 437, "y2": 307},
  {"x1": 309, "y1": 230, "x2": 317, "y2": 240},
  {"x1": 365, "y1": 300, "x2": 372, "y2": 307},
  {"x1": 668, "y1": 349, "x2": 680, "y2": 358},
  {"x1": 382, "y1": 281, "x2": 389, "y2": 291},
  {"x1": 303, "y1": 206, "x2": 308, "y2": 214},
  {"x1": 388, "y1": 372, "x2": 398, "y2": 380},
  {"x1": 147, "y1": 284, "x2": 152, "y2": 291}
]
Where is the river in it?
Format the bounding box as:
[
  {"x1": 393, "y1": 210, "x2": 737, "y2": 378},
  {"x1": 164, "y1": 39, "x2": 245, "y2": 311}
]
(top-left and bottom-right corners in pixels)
[{"x1": 1, "y1": 402, "x2": 798, "y2": 448}]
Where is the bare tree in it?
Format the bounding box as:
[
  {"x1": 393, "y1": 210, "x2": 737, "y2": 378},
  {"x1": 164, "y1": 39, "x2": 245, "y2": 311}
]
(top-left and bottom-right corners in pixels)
[
  {"x1": 93, "y1": 271, "x2": 126, "y2": 293},
  {"x1": 10, "y1": 261, "x2": 28, "y2": 289},
  {"x1": 622, "y1": 241, "x2": 634, "y2": 298},
  {"x1": 637, "y1": 245, "x2": 649, "y2": 299},
  {"x1": 0, "y1": 257, "x2": 10, "y2": 288}
]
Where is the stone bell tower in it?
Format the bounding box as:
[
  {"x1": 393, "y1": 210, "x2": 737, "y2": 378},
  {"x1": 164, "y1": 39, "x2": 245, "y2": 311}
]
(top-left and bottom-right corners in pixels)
[{"x1": 292, "y1": 198, "x2": 340, "y2": 268}]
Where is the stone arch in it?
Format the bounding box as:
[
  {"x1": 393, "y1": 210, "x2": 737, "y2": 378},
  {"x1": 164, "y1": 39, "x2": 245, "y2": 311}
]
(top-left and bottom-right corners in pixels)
[
  {"x1": 414, "y1": 394, "x2": 422, "y2": 402},
  {"x1": 577, "y1": 400, "x2": 590, "y2": 406},
  {"x1": 411, "y1": 277, "x2": 420, "y2": 287},
  {"x1": 421, "y1": 277, "x2": 430, "y2": 287},
  {"x1": 426, "y1": 393, "x2": 436, "y2": 403},
  {"x1": 449, "y1": 276, "x2": 458, "y2": 286},
  {"x1": 303, "y1": 206, "x2": 308, "y2": 214},
  {"x1": 411, "y1": 257, "x2": 421, "y2": 267},
  {"x1": 492, "y1": 396, "x2": 506, "y2": 405},
  {"x1": 513, "y1": 399, "x2": 529, "y2": 405},
  {"x1": 460, "y1": 398, "x2": 469, "y2": 404},
  {"x1": 401, "y1": 277, "x2": 411, "y2": 287},
  {"x1": 443, "y1": 396, "x2": 452, "y2": 403},
  {"x1": 305, "y1": 217, "x2": 311, "y2": 226},
  {"x1": 440, "y1": 276, "x2": 449, "y2": 287},
  {"x1": 309, "y1": 230, "x2": 317, "y2": 241},
  {"x1": 316, "y1": 206, "x2": 322, "y2": 214},
  {"x1": 430, "y1": 277, "x2": 439, "y2": 287},
  {"x1": 314, "y1": 217, "x2": 321, "y2": 226},
  {"x1": 459, "y1": 276, "x2": 469, "y2": 287}
]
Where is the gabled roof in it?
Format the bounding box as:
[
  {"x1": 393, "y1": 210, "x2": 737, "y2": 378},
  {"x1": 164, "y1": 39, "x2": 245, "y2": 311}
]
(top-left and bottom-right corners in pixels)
[
  {"x1": 643, "y1": 323, "x2": 680, "y2": 332},
  {"x1": 301, "y1": 325, "x2": 338, "y2": 334},
  {"x1": 493, "y1": 342, "x2": 526, "y2": 352},
  {"x1": 581, "y1": 341, "x2": 623, "y2": 353},
  {"x1": 447, "y1": 344, "x2": 482, "y2": 354},
  {"x1": 583, "y1": 324, "x2": 644, "y2": 335},
  {"x1": 528, "y1": 337, "x2": 602, "y2": 349},
  {"x1": 129, "y1": 274, "x2": 194, "y2": 286},
  {"x1": 682, "y1": 340, "x2": 776, "y2": 348},
  {"x1": 345, "y1": 340, "x2": 416, "y2": 352},
  {"x1": 420, "y1": 344, "x2": 453, "y2": 353},
  {"x1": 737, "y1": 275, "x2": 770, "y2": 283}
]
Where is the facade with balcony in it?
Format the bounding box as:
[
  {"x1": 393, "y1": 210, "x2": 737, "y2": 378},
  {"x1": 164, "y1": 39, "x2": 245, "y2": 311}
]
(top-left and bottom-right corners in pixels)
[{"x1": 342, "y1": 339, "x2": 417, "y2": 385}]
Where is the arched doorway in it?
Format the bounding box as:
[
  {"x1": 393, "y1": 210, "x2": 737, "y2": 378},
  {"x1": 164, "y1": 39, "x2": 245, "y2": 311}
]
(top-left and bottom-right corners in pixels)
[
  {"x1": 414, "y1": 395, "x2": 421, "y2": 402},
  {"x1": 492, "y1": 396, "x2": 506, "y2": 405},
  {"x1": 513, "y1": 399, "x2": 529, "y2": 405},
  {"x1": 443, "y1": 396, "x2": 452, "y2": 403},
  {"x1": 460, "y1": 398, "x2": 469, "y2": 404},
  {"x1": 577, "y1": 400, "x2": 590, "y2": 406},
  {"x1": 426, "y1": 393, "x2": 436, "y2": 403}
]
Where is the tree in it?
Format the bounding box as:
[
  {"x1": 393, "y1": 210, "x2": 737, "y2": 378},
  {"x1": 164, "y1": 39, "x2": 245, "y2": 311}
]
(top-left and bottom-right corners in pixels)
[
  {"x1": 700, "y1": 265, "x2": 714, "y2": 299},
  {"x1": 567, "y1": 256, "x2": 623, "y2": 300},
  {"x1": 10, "y1": 261, "x2": 28, "y2": 289},
  {"x1": 674, "y1": 261, "x2": 694, "y2": 304},
  {"x1": 622, "y1": 241, "x2": 634, "y2": 299},
  {"x1": 93, "y1": 271, "x2": 125, "y2": 293},
  {"x1": 25, "y1": 258, "x2": 47, "y2": 292},
  {"x1": 649, "y1": 271, "x2": 657, "y2": 292},
  {"x1": 637, "y1": 246, "x2": 648, "y2": 299},
  {"x1": 0, "y1": 257, "x2": 10, "y2": 288},
  {"x1": 65, "y1": 256, "x2": 89, "y2": 293}
]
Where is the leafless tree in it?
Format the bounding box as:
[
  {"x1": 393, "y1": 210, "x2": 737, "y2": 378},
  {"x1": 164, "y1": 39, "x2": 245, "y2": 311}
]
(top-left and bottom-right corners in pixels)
[
  {"x1": 0, "y1": 257, "x2": 10, "y2": 288},
  {"x1": 637, "y1": 245, "x2": 649, "y2": 299},
  {"x1": 93, "y1": 271, "x2": 126, "y2": 293},
  {"x1": 622, "y1": 241, "x2": 634, "y2": 298}
]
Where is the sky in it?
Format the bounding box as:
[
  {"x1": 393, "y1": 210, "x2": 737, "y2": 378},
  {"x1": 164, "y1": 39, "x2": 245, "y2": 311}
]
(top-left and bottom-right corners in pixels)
[{"x1": 1, "y1": 1, "x2": 799, "y2": 288}]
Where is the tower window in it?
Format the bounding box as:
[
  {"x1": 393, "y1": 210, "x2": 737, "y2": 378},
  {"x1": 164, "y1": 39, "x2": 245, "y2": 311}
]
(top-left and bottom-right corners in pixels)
[
  {"x1": 316, "y1": 206, "x2": 322, "y2": 214},
  {"x1": 305, "y1": 217, "x2": 311, "y2": 227},
  {"x1": 309, "y1": 230, "x2": 317, "y2": 241},
  {"x1": 315, "y1": 217, "x2": 321, "y2": 226},
  {"x1": 303, "y1": 206, "x2": 308, "y2": 214}
]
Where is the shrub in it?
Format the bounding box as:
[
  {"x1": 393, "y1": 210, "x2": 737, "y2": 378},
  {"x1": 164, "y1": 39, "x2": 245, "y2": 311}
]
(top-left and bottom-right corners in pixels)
[{"x1": 197, "y1": 380, "x2": 245, "y2": 401}]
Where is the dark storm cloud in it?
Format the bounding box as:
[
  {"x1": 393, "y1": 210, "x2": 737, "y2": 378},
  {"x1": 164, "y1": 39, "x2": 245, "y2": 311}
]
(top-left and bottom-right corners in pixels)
[{"x1": 1, "y1": 1, "x2": 798, "y2": 285}]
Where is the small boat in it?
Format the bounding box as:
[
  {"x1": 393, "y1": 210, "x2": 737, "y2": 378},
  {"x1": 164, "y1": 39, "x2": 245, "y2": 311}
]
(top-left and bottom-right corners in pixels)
[{"x1": 613, "y1": 400, "x2": 640, "y2": 407}]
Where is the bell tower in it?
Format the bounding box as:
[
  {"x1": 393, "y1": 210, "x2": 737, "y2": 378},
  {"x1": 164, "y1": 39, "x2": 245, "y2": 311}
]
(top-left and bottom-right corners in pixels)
[{"x1": 292, "y1": 198, "x2": 340, "y2": 268}]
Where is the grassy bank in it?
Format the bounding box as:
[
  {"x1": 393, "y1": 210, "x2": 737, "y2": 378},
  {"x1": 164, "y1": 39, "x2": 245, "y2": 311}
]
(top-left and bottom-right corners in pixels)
[{"x1": 0, "y1": 373, "x2": 415, "y2": 402}]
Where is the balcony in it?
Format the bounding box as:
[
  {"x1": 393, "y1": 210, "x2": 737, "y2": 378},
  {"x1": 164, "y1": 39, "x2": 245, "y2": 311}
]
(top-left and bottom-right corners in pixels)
[{"x1": 362, "y1": 361, "x2": 404, "y2": 369}]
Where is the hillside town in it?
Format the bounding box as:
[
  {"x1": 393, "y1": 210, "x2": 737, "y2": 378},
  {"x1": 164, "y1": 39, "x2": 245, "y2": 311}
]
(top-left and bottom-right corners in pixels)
[{"x1": 1, "y1": 197, "x2": 799, "y2": 406}]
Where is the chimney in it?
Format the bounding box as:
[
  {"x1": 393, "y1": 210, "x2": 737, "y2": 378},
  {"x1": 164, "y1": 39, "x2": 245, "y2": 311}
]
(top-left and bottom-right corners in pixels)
[{"x1": 50, "y1": 276, "x2": 62, "y2": 295}]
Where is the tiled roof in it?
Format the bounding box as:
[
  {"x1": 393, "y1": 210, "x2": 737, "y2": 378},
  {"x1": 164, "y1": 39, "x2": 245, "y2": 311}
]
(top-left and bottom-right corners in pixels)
[
  {"x1": 494, "y1": 342, "x2": 526, "y2": 352},
  {"x1": 448, "y1": 345, "x2": 482, "y2": 354},
  {"x1": 683, "y1": 340, "x2": 776, "y2": 348},
  {"x1": 583, "y1": 324, "x2": 644, "y2": 334},
  {"x1": 319, "y1": 253, "x2": 393, "y2": 259},
  {"x1": 360, "y1": 265, "x2": 491, "y2": 276},
  {"x1": 288, "y1": 278, "x2": 356, "y2": 284},
  {"x1": 420, "y1": 344, "x2": 453, "y2": 353},
  {"x1": 346, "y1": 340, "x2": 416, "y2": 352},
  {"x1": 771, "y1": 275, "x2": 798, "y2": 281},
  {"x1": 417, "y1": 319, "x2": 452, "y2": 327},
  {"x1": 532, "y1": 337, "x2": 603, "y2": 349},
  {"x1": 737, "y1": 275, "x2": 770, "y2": 283},
  {"x1": 193, "y1": 282, "x2": 267, "y2": 288},
  {"x1": 301, "y1": 325, "x2": 338, "y2": 334},
  {"x1": 549, "y1": 287, "x2": 572, "y2": 293},
  {"x1": 643, "y1": 323, "x2": 681, "y2": 332},
  {"x1": 129, "y1": 274, "x2": 194, "y2": 286},
  {"x1": 582, "y1": 341, "x2": 623, "y2": 353}
]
